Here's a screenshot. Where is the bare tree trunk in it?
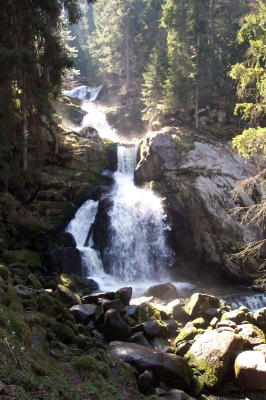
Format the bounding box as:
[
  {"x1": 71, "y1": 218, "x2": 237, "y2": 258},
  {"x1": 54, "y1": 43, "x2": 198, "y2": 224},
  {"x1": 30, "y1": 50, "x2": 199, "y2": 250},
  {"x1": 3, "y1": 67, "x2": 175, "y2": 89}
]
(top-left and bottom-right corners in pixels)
[
  {"x1": 195, "y1": 33, "x2": 200, "y2": 130},
  {"x1": 23, "y1": 98, "x2": 28, "y2": 171},
  {"x1": 125, "y1": 26, "x2": 130, "y2": 92}
]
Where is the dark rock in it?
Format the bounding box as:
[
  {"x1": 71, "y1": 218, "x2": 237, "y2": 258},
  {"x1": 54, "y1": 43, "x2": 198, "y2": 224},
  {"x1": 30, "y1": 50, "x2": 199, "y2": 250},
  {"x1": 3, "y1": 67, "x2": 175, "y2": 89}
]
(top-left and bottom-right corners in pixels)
[
  {"x1": 144, "y1": 282, "x2": 178, "y2": 301},
  {"x1": 44, "y1": 246, "x2": 82, "y2": 276},
  {"x1": 93, "y1": 197, "x2": 113, "y2": 266},
  {"x1": 142, "y1": 320, "x2": 168, "y2": 339},
  {"x1": 109, "y1": 341, "x2": 192, "y2": 389},
  {"x1": 55, "y1": 284, "x2": 81, "y2": 307},
  {"x1": 91, "y1": 329, "x2": 108, "y2": 345},
  {"x1": 153, "y1": 337, "x2": 170, "y2": 352},
  {"x1": 115, "y1": 287, "x2": 132, "y2": 305},
  {"x1": 129, "y1": 332, "x2": 152, "y2": 347},
  {"x1": 163, "y1": 389, "x2": 196, "y2": 400},
  {"x1": 100, "y1": 299, "x2": 125, "y2": 314},
  {"x1": 69, "y1": 304, "x2": 98, "y2": 324},
  {"x1": 57, "y1": 232, "x2": 77, "y2": 248},
  {"x1": 137, "y1": 370, "x2": 154, "y2": 394},
  {"x1": 125, "y1": 305, "x2": 138, "y2": 319},
  {"x1": 104, "y1": 309, "x2": 130, "y2": 341},
  {"x1": 51, "y1": 321, "x2": 76, "y2": 344},
  {"x1": 82, "y1": 291, "x2": 115, "y2": 303},
  {"x1": 162, "y1": 319, "x2": 179, "y2": 338},
  {"x1": 15, "y1": 285, "x2": 36, "y2": 300}
]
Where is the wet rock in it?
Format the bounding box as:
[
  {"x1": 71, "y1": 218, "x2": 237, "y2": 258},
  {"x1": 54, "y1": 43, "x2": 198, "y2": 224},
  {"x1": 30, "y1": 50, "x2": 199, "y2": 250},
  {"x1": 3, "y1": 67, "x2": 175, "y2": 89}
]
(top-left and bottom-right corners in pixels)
[
  {"x1": 142, "y1": 320, "x2": 168, "y2": 339},
  {"x1": 115, "y1": 287, "x2": 132, "y2": 305},
  {"x1": 55, "y1": 284, "x2": 81, "y2": 307},
  {"x1": 109, "y1": 341, "x2": 192, "y2": 389},
  {"x1": 144, "y1": 282, "x2": 178, "y2": 301},
  {"x1": 185, "y1": 293, "x2": 220, "y2": 318},
  {"x1": 69, "y1": 304, "x2": 98, "y2": 324},
  {"x1": 104, "y1": 309, "x2": 131, "y2": 341},
  {"x1": 137, "y1": 370, "x2": 154, "y2": 394},
  {"x1": 236, "y1": 323, "x2": 265, "y2": 347},
  {"x1": 235, "y1": 350, "x2": 266, "y2": 390},
  {"x1": 186, "y1": 329, "x2": 244, "y2": 389}
]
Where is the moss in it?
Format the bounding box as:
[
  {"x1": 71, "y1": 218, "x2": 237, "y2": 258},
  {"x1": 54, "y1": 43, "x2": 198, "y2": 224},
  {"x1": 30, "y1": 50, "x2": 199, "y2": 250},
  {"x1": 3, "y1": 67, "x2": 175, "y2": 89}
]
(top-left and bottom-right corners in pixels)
[
  {"x1": 38, "y1": 293, "x2": 64, "y2": 317},
  {"x1": 28, "y1": 273, "x2": 42, "y2": 290},
  {"x1": 186, "y1": 354, "x2": 222, "y2": 389},
  {"x1": 138, "y1": 303, "x2": 161, "y2": 323},
  {"x1": 74, "y1": 182, "x2": 94, "y2": 206},
  {"x1": 72, "y1": 354, "x2": 108, "y2": 378},
  {"x1": 175, "y1": 326, "x2": 198, "y2": 345},
  {"x1": 4, "y1": 250, "x2": 41, "y2": 270},
  {"x1": 0, "y1": 265, "x2": 9, "y2": 280}
]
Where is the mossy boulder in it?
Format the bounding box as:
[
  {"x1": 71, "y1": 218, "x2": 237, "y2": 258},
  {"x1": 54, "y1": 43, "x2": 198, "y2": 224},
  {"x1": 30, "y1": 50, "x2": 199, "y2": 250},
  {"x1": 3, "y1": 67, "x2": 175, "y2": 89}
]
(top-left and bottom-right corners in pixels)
[
  {"x1": 144, "y1": 282, "x2": 178, "y2": 301},
  {"x1": 138, "y1": 302, "x2": 161, "y2": 323},
  {"x1": 142, "y1": 320, "x2": 169, "y2": 339},
  {"x1": 186, "y1": 329, "x2": 244, "y2": 389},
  {"x1": 184, "y1": 293, "x2": 221, "y2": 318},
  {"x1": 175, "y1": 323, "x2": 199, "y2": 346},
  {"x1": 0, "y1": 265, "x2": 9, "y2": 280},
  {"x1": 55, "y1": 284, "x2": 81, "y2": 307}
]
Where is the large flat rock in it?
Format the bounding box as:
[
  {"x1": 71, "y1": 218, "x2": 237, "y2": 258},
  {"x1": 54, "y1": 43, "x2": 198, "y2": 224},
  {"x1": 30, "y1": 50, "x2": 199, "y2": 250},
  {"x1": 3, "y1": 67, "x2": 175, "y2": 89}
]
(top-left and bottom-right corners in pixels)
[{"x1": 109, "y1": 341, "x2": 191, "y2": 389}]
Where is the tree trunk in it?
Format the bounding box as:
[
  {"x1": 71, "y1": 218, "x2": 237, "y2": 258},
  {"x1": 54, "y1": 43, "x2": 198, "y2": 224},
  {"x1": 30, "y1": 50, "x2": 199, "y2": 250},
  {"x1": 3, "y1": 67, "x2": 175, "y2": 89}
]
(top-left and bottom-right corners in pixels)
[
  {"x1": 125, "y1": 25, "x2": 130, "y2": 92},
  {"x1": 23, "y1": 99, "x2": 29, "y2": 171}
]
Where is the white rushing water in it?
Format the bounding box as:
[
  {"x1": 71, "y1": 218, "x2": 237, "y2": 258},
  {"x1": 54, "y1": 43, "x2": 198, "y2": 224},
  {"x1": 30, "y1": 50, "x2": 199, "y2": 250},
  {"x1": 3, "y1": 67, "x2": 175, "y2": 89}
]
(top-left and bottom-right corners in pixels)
[{"x1": 66, "y1": 142, "x2": 178, "y2": 296}]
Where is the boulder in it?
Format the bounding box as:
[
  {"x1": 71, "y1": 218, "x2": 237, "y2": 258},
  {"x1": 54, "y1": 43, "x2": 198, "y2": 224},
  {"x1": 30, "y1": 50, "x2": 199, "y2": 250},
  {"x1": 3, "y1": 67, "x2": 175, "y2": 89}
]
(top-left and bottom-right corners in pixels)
[
  {"x1": 163, "y1": 319, "x2": 179, "y2": 338},
  {"x1": 184, "y1": 293, "x2": 220, "y2": 318},
  {"x1": 163, "y1": 389, "x2": 196, "y2": 400},
  {"x1": 235, "y1": 350, "x2": 266, "y2": 390},
  {"x1": 115, "y1": 287, "x2": 132, "y2": 305},
  {"x1": 217, "y1": 320, "x2": 237, "y2": 330},
  {"x1": 236, "y1": 323, "x2": 265, "y2": 347},
  {"x1": 104, "y1": 309, "x2": 130, "y2": 341},
  {"x1": 82, "y1": 291, "x2": 115, "y2": 303},
  {"x1": 55, "y1": 284, "x2": 81, "y2": 307},
  {"x1": 99, "y1": 299, "x2": 125, "y2": 314},
  {"x1": 129, "y1": 332, "x2": 152, "y2": 347},
  {"x1": 253, "y1": 307, "x2": 266, "y2": 332},
  {"x1": 186, "y1": 329, "x2": 244, "y2": 389},
  {"x1": 69, "y1": 304, "x2": 98, "y2": 324},
  {"x1": 109, "y1": 341, "x2": 192, "y2": 389},
  {"x1": 142, "y1": 320, "x2": 168, "y2": 339},
  {"x1": 221, "y1": 309, "x2": 247, "y2": 324},
  {"x1": 254, "y1": 344, "x2": 266, "y2": 356},
  {"x1": 144, "y1": 283, "x2": 178, "y2": 301},
  {"x1": 15, "y1": 285, "x2": 36, "y2": 300},
  {"x1": 174, "y1": 323, "x2": 198, "y2": 346},
  {"x1": 137, "y1": 370, "x2": 154, "y2": 394}
]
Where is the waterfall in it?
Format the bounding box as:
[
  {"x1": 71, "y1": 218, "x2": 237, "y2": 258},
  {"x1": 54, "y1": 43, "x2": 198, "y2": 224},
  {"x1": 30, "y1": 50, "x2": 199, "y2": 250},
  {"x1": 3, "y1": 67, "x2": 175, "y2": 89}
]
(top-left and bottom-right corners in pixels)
[
  {"x1": 63, "y1": 85, "x2": 103, "y2": 101},
  {"x1": 106, "y1": 144, "x2": 173, "y2": 281}
]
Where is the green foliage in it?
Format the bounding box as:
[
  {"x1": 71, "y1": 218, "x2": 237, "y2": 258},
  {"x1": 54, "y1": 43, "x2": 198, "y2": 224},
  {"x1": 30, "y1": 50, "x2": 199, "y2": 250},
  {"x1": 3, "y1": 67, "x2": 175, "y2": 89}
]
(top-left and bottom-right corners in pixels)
[
  {"x1": 232, "y1": 127, "x2": 266, "y2": 159},
  {"x1": 72, "y1": 354, "x2": 109, "y2": 378}
]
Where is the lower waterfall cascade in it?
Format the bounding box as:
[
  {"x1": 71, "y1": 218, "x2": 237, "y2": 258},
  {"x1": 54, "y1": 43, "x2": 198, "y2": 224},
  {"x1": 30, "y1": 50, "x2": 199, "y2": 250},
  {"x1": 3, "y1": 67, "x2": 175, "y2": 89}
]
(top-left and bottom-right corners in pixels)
[{"x1": 65, "y1": 85, "x2": 266, "y2": 310}]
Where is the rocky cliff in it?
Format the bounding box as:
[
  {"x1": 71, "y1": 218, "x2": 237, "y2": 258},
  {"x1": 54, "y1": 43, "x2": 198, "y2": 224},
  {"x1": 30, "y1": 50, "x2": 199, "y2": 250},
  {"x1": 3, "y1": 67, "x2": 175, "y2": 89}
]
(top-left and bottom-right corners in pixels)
[{"x1": 135, "y1": 127, "x2": 263, "y2": 285}]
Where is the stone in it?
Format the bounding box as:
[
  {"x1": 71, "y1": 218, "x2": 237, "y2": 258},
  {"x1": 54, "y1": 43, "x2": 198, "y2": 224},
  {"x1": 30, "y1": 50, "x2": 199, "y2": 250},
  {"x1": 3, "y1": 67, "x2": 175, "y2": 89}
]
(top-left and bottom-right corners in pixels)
[
  {"x1": 174, "y1": 322, "x2": 199, "y2": 345},
  {"x1": 163, "y1": 389, "x2": 196, "y2": 400},
  {"x1": 69, "y1": 304, "x2": 98, "y2": 324},
  {"x1": 217, "y1": 320, "x2": 237, "y2": 329},
  {"x1": 129, "y1": 332, "x2": 152, "y2": 347},
  {"x1": 142, "y1": 320, "x2": 169, "y2": 339},
  {"x1": 254, "y1": 344, "x2": 266, "y2": 356},
  {"x1": 162, "y1": 319, "x2": 179, "y2": 338},
  {"x1": 186, "y1": 329, "x2": 244, "y2": 389},
  {"x1": 51, "y1": 321, "x2": 76, "y2": 344},
  {"x1": 82, "y1": 291, "x2": 114, "y2": 303},
  {"x1": 144, "y1": 282, "x2": 178, "y2": 301},
  {"x1": 184, "y1": 293, "x2": 220, "y2": 318},
  {"x1": 104, "y1": 309, "x2": 131, "y2": 341},
  {"x1": 100, "y1": 299, "x2": 125, "y2": 314},
  {"x1": 55, "y1": 284, "x2": 81, "y2": 307},
  {"x1": 236, "y1": 323, "x2": 265, "y2": 347},
  {"x1": 115, "y1": 287, "x2": 132, "y2": 305},
  {"x1": 15, "y1": 285, "x2": 36, "y2": 300},
  {"x1": 235, "y1": 350, "x2": 266, "y2": 390},
  {"x1": 253, "y1": 307, "x2": 266, "y2": 332},
  {"x1": 109, "y1": 341, "x2": 192, "y2": 389},
  {"x1": 137, "y1": 370, "x2": 154, "y2": 394},
  {"x1": 44, "y1": 246, "x2": 82, "y2": 276},
  {"x1": 221, "y1": 309, "x2": 247, "y2": 324}
]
